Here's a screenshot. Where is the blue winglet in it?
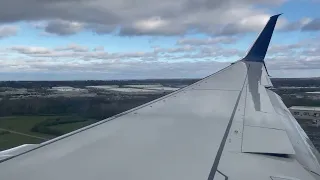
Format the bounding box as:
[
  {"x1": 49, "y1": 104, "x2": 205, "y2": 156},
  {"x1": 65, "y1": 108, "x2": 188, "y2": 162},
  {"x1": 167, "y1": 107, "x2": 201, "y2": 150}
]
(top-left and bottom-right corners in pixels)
[{"x1": 243, "y1": 14, "x2": 282, "y2": 62}]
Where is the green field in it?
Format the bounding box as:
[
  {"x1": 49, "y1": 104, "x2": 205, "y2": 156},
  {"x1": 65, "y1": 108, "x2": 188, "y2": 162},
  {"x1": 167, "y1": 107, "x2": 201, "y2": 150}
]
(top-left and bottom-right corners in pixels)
[
  {"x1": 0, "y1": 132, "x2": 43, "y2": 151},
  {"x1": 0, "y1": 116, "x2": 97, "y2": 151},
  {"x1": 50, "y1": 120, "x2": 97, "y2": 133}
]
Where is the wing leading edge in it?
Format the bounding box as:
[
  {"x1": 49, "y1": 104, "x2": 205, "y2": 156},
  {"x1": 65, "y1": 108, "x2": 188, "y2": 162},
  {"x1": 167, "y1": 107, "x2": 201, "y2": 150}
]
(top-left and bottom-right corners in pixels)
[{"x1": 0, "y1": 15, "x2": 320, "y2": 180}]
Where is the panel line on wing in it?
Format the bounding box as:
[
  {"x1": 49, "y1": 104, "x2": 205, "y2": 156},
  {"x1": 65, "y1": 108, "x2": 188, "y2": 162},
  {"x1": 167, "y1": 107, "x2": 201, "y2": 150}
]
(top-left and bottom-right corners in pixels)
[
  {"x1": 243, "y1": 125, "x2": 284, "y2": 131},
  {"x1": 190, "y1": 89, "x2": 241, "y2": 91},
  {"x1": 217, "y1": 170, "x2": 228, "y2": 180},
  {"x1": 207, "y1": 72, "x2": 248, "y2": 180},
  {"x1": 241, "y1": 82, "x2": 248, "y2": 152}
]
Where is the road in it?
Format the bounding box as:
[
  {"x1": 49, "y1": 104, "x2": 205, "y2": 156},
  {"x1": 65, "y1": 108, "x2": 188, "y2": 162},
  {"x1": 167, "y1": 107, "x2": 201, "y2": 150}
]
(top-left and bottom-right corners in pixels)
[{"x1": 0, "y1": 128, "x2": 48, "y2": 140}]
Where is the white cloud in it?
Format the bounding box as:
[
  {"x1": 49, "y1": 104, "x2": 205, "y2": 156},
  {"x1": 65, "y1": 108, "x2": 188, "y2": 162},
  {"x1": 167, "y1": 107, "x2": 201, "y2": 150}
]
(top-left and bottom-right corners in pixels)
[
  {"x1": 134, "y1": 17, "x2": 169, "y2": 31},
  {"x1": 1, "y1": 29, "x2": 319, "y2": 80},
  {"x1": 10, "y1": 46, "x2": 52, "y2": 54},
  {"x1": 55, "y1": 44, "x2": 89, "y2": 52}
]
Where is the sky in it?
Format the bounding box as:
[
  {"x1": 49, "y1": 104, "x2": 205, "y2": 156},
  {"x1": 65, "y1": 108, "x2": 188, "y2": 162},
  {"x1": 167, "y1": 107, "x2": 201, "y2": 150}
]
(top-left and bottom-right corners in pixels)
[{"x1": 0, "y1": 0, "x2": 319, "y2": 80}]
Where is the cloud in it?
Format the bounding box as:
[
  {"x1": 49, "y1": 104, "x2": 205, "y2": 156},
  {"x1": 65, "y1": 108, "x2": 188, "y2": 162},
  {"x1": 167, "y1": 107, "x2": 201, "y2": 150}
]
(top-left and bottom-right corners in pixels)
[
  {"x1": 86, "y1": 24, "x2": 115, "y2": 34},
  {"x1": 2, "y1": 35, "x2": 320, "y2": 80},
  {"x1": 93, "y1": 46, "x2": 104, "y2": 51},
  {"x1": 10, "y1": 46, "x2": 52, "y2": 54},
  {"x1": 45, "y1": 20, "x2": 84, "y2": 36},
  {"x1": 268, "y1": 44, "x2": 302, "y2": 55},
  {"x1": 0, "y1": 59, "x2": 231, "y2": 80},
  {"x1": 266, "y1": 37, "x2": 320, "y2": 70},
  {"x1": 0, "y1": 25, "x2": 18, "y2": 38},
  {"x1": 177, "y1": 36, "x2": 237, "y2": 45},
  {"x1": 281, "y1": 17, "x2": 320, "y2": 32},
  {"x1": 2, "y1": 0, "x2": 289, "y2": 36},
  {"x1": 215, "y1": 14, "x2": 290, "y2": 35},
  {"x1": 154, "y1": 46, "x2": 195, "y2": 54},
  {"x1": 282, "y1": 18, "x2": 312, "y2": 31},
  {"x1": 55, "y1": 44, "x2": 89, "y2": 52},
  {"x1": 302, "y1": 18, "x2": 320, "y2": 31}
]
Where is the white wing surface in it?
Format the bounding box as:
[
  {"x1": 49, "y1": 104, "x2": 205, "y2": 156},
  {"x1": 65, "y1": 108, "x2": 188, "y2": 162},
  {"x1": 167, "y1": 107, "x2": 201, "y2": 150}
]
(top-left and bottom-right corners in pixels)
[{"x1": 0, "y1": 14, "x2": 320, "y2": 180}]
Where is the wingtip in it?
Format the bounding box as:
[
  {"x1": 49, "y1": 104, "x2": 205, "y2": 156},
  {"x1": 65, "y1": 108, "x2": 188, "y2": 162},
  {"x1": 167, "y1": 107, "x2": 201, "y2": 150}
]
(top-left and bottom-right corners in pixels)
[
  {"x1": 271, "y1": 13, "x2": 283, "y2": 18},
  {"x1": 243, "y1": 13, "x2": 282, "y2": 62}
]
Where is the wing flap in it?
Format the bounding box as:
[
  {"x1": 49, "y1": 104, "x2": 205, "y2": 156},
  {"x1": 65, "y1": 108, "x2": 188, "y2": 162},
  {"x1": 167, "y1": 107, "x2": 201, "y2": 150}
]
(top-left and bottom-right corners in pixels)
[
  {"x1": 242, "y1": 61, "x2": 295, "y2": 155},
  {"x1": 242, "y1": 126, "x2": 295, "y2": 155},
  {"x1": 267, "y1": 89, "x2": 320, "y2": 175}
]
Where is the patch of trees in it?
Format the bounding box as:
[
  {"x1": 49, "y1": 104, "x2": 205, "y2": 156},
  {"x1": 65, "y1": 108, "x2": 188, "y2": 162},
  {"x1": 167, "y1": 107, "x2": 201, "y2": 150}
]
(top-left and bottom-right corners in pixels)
[
  {"x1": 272, "y1": 88, "x2": 320, "y2": 96},
  {"x1": 30, "y1": 117, "x2": 89, "y2": 136},
  {"x1": 271, "y1": 78, "x2": 320, "y2": 88},
  {"x1": 281, "y1": 95, "x2": 320, "y2": 108},
  {"x1": 0, "y1": 130, "x2": 10, "y2": 136},
  {"x1": 0, "y1": 95, "x2": 163, "y2": 120}
]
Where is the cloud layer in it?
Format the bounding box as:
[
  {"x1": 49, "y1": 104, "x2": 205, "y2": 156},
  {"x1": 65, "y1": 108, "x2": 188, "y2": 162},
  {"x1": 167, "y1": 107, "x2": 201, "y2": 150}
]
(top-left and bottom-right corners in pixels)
[
  {"x1": 0, "y1": 35, "x2": 318, "y2": 80},
  {"x1": 0, "y1": 0, "x2": 317, "y2": 37}
]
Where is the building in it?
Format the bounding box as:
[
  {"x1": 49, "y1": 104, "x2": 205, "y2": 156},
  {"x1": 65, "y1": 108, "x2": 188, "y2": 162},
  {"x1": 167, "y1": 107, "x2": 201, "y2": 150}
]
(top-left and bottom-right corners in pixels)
[
  {"x1": 289, "y1": 106, "x2": 320, "y2": 127},
  {"x1": 50, "y1": 86, "x2": 87, "y2": 92}
]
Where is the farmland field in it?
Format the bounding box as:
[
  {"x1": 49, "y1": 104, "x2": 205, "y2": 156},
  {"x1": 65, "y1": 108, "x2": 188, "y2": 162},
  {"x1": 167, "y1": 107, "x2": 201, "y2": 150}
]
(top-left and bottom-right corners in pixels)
[{"x1": 0, "y1": 116, "x2": 97, "y2": 150}]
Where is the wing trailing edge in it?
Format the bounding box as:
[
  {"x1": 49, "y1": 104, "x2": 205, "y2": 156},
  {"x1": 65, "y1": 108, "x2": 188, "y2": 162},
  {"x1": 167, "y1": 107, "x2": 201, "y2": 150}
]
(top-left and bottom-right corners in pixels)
[{"x1": 243, "y1": 14, "x2": 282, "y2": 62}]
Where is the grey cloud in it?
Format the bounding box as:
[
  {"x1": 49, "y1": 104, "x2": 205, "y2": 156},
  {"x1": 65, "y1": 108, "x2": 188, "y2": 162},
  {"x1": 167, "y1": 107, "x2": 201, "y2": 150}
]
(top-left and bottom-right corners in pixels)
[
  {"x1": 302, "y1": 46, "x2": 320, "y2": 56},
  {"x1": 10, "y1": 46, "x2": 51, "y2": 54},
  {"x1": 213, "y1": 14, "x2": 278, "y2": 35},
  {"x1": 119, "y1": 21, "x2": 186, "y2": 36},
  {"x1": 268, "y1": 44, "x2": 303, "y2": 55},
  {"x1": 281, "y1": 18, "x2": 320, "y2": 32},
  {"x1": 0, "y1": 0, "x2": 287, "y2": 36},
  {"x1": 197, "y1": 46, "x2": 245, "y2": 58},
  {"x1": 0, "y1": 0, "x2": 119, "y2": 24},
  {"x1": 282, "y1": 18, "x2": 312, "y2": 31},
  {"x1": 45, "y1": 20, "x2": 84, "y2": 35},
  {"x1": 302, "y1": 18, "x2": 320, "y2": 31},
  {"x1": 216, "y1": 22, "x2": 260, "y2": 36},
  {"x1": 0, "y1": 25, "x2": 18, "y2": 38},
  {"x1": 86, "y1": 24, "x2": 116, "y2": 34}
]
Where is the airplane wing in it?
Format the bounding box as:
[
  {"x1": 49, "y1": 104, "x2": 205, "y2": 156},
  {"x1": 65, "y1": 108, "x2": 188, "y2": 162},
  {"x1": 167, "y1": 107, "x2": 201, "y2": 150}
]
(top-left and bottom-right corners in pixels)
[{"x1": 1, "y1": 14, "x2": 320, "y2": 180}]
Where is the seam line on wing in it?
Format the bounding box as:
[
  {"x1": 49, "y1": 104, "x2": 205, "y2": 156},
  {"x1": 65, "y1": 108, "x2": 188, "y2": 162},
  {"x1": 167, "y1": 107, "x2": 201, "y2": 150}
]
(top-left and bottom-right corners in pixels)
[
  {"x1": 217, "y1": 170, "x2": 228, "y2": 180},
  {"x1": 191, "y1": 89, "x2": 241, "y2": 91},
  {"x1": 243, "y1": 125, "x2": 284, "y2": 131},
  {"x1": 241, "y1": 81, "x2": 248, "y2": 152},
  {"x1": 207, "y1": 71, "x2": 248, "y2": 180}
]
